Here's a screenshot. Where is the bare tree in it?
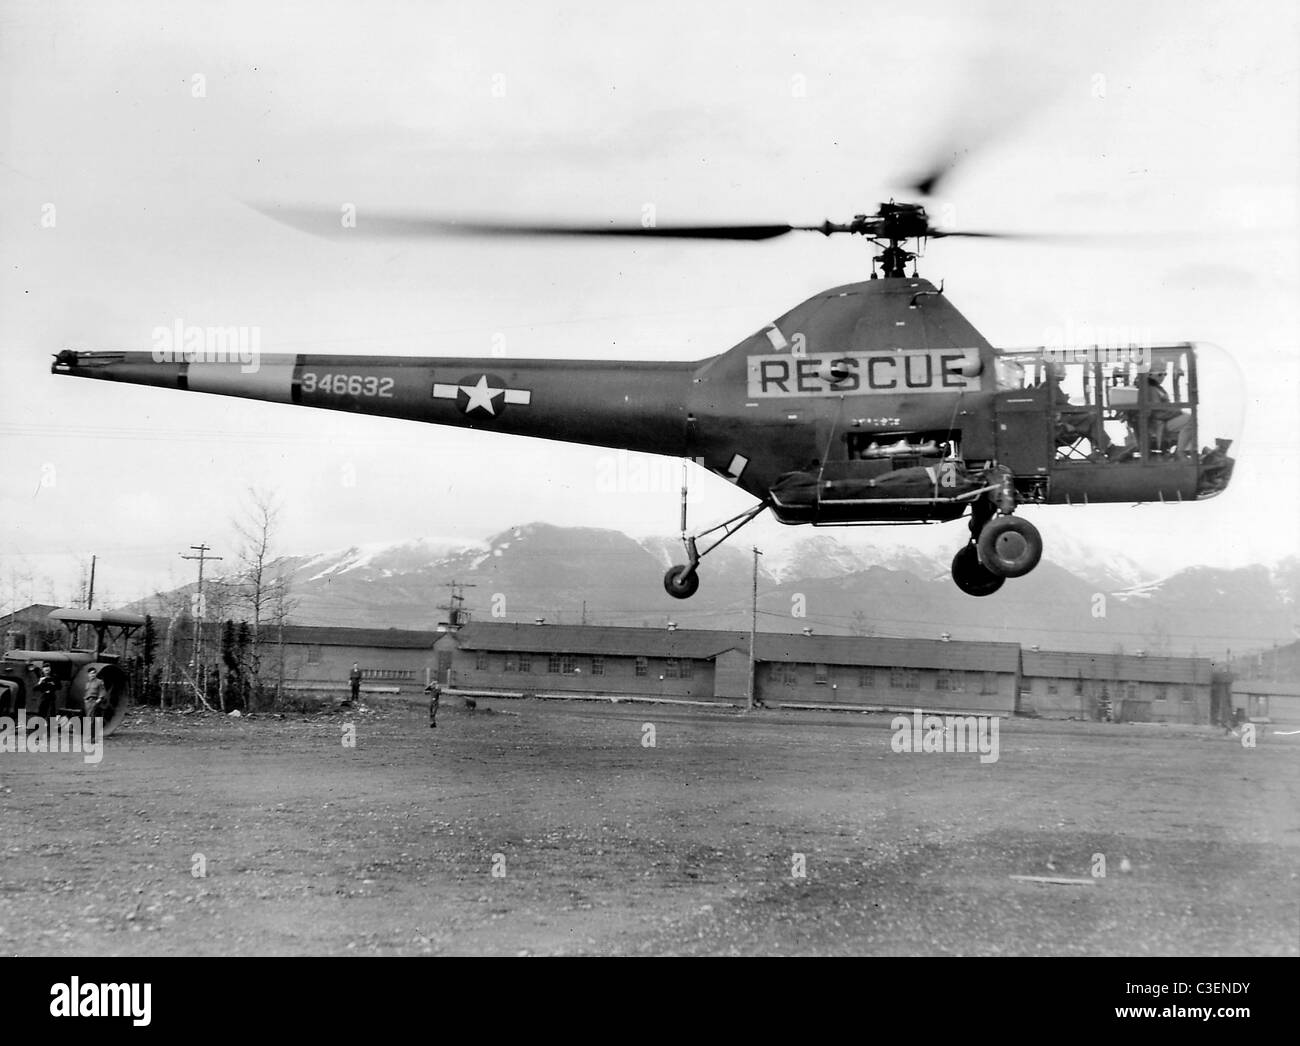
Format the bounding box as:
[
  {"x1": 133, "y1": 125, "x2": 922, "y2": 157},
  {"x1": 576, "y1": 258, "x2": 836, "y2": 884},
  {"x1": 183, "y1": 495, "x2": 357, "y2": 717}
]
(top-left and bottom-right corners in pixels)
[
  {"x1": 266, "y1": 574, "x2": 299, "y2": 705},
  {"x1": 233, "y1": 488, "x2": 295, "y2": 705}
]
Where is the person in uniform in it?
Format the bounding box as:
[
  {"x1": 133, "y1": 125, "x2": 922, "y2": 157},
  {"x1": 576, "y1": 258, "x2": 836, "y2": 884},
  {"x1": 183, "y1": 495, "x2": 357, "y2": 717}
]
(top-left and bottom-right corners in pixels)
[
  {"x1": 34, "y1": 664, "x2": 60, "y2": 718},
  {"x1": 82, "y1": 667, "x2": 107, "y2": 720},
  {"x1": 425, "y1": 681, "x2": 441, "y2": 728},
  {"x1": 348, "y1": 662, "x2": 362, "y2": 705}
]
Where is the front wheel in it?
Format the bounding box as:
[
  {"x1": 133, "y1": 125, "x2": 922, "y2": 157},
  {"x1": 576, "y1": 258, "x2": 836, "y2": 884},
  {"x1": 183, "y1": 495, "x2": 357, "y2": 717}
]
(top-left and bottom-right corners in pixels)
[
  {"x1": 663, "y1": 565, "x2": 700, "y2": 599},
  {"x1": 976, "y1": 516, "x2": 1043, "y2": 579},
  {"x1": 951, "y1": 544, "x2": 1005, "y2": 597}
]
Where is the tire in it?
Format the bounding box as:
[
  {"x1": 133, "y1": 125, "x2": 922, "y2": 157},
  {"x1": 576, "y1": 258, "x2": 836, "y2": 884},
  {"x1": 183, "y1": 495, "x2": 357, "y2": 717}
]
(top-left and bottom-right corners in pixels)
[
  {"x1": 951, "y1": 544, "x2": 1006, "y2": 597},
  {"x1": 976, "y1": 515, "x2": 1043, "y2": 579},
  {"x1": 663, "y1": 565, "x2": 700, "y2": 599}
]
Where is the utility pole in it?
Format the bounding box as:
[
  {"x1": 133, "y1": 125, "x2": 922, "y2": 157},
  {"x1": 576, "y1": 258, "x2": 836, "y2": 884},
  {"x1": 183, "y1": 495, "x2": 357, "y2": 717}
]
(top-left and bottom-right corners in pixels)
[
  {"x1": 86, "y1": 555, "x2": 96, "y2": 610},
  {"x1": 748, "y1": 546, "x2": 762, "y2": 711},
  {"x1": 180, "y1": 544, "x2": 222, "y2": 688},
  {"x1": 437, "y1": 580, "x2": 477, "y2": 630}
]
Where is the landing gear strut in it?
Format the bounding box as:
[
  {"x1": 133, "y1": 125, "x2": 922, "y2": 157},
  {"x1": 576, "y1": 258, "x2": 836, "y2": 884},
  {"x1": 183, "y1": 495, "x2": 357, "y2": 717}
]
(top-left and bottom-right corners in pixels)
[
  {"x1": 952, "y1": 470, "x2": 1044, "y2": 596},
  {"x1": 664, "y1": 501, "x2": 768, "y2": 599}
]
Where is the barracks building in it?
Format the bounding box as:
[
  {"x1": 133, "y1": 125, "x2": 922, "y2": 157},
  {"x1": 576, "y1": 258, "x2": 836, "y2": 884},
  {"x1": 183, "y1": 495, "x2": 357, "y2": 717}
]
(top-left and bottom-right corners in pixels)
[{"x1": 263, "y1": 617, "x2": 1218, "y2": 724}]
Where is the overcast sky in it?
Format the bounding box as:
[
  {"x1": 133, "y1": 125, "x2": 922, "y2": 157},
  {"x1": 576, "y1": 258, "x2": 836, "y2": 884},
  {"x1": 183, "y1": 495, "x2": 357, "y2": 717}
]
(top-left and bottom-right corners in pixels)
[{"x1": 0, "y1": 0, "x2": 1296, "y2": 610}]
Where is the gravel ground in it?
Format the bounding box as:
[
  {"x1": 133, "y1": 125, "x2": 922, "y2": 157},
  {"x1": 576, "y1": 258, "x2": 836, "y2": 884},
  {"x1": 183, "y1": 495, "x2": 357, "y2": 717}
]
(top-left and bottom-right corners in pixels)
[{"x1": 1, "y1": 698, "x2": 1296, "y2": 956}]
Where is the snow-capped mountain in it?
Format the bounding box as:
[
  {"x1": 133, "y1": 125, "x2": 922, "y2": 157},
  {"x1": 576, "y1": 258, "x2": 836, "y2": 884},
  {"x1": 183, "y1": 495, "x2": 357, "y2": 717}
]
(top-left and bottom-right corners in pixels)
[{"x1": 132, "y1": 524, "x2": 1297, "y2": 657}]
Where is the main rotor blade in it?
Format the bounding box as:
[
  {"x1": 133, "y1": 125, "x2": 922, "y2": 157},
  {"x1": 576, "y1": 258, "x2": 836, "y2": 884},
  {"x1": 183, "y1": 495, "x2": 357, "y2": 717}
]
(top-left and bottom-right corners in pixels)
[{"x1": 252, "y1": 205, "x2": 805, "y2": 241}]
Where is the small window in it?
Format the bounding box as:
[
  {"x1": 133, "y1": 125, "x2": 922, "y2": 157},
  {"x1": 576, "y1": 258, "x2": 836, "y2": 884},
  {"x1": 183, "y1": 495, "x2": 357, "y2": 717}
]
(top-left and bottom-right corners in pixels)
[
  {"x1": 518, "y1": 653, "x2": 531, "y2": 673},
  {"x1": 889, "y1": 667, "x2": 906, "y2": 688},
  {"x1": 1181, "y1": 686, "x2": 1193, "y2": 703},
  {"x1": 783, "y1": 663, "x2": 798, "y2": 687},
  {"x1": 548, "y1": 653, "x2": 562, "y2": 674},
  {"x1": 906, "y1": 671, "x2": 920, "y2": 691},
  {"x1": 591, "y1": 656, "x2": 604, "y2": 676},
  {"x1": 475, "y1": 651, "x2": 488, "y2": 671},
  {"x1": 1046, "y1": 681, "x2": 1059, "y2": 696},
  {"x1": 664, "y1": 659, "x2": 680, "y2": 679},
  {"x1": 1154, "y1": 685, "x2": 1168, "y2": 702},
  {"x1": 814, "y1": 663, "x2": 829, "y2": 685},
  {"x1": 307, "y1": 645, "x2": 321, "y2": 664},
  {"x1": 858, "y1": 667, "x2": 874, "y2": 688},
  {"x1": 635, "y1": 657, "x2": 647, "y2": 678},
  {"x1": 1126, "y1": 683, "x2": 1138, "y2": 702},
  {"x1": 504, "y1": 653, "x2": 518, "y2": 673}
]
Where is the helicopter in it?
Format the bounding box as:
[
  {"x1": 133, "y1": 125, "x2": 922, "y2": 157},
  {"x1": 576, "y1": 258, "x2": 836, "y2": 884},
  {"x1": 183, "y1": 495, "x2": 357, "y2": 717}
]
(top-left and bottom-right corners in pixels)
[{"x1": 50, "y1": 191, "x2": 1237, "y2": 601}]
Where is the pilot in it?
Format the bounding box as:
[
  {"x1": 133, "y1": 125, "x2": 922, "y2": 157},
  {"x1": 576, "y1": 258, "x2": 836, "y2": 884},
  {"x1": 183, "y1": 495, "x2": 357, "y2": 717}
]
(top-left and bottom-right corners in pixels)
[{"x1": 1143, "y1": 367, "x2": 1193, "y2": 459}]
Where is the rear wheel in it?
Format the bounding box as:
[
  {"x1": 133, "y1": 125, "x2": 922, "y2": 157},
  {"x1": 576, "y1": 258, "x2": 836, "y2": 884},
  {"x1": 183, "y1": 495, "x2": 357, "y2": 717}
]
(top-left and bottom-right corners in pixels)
[
  {"x1": 976, "y1": 516, "x2": 1043, "y2": 579},
  {"x1": 951, "y1": 544, "x2": 1005, "y2": 597}
]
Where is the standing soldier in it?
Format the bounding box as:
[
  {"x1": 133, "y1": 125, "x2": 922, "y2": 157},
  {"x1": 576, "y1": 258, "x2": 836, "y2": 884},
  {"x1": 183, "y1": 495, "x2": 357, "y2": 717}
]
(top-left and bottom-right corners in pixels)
[
  {"x1": 35, "y1": 664, "x2": 60, "y2": 718},
  {"x1": 348, "y1": 662, "x2": 362, "y2": 706},
  {"x1": 82, "y1": 667, "x2": 107, "y2": 721},
  {"x1": 425, "y1": 681, "x2": 441, "y2": 729}
]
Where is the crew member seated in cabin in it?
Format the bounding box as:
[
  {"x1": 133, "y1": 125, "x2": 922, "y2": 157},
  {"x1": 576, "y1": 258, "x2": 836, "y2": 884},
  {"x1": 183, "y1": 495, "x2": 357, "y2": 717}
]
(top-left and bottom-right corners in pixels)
[
  {"x1": 1120, "y1": 366, "x2": 1193, "y2": 460},
  {"x1": 1046, "y1": 371, "x2": 1113, "y2": 459}
]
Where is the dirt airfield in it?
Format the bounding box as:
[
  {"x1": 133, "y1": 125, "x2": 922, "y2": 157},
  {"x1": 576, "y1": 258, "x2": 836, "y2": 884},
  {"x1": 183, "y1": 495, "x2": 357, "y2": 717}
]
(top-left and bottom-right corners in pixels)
[{"x1": 1, "y1": 696, "x2": 1296, "y2": 956}]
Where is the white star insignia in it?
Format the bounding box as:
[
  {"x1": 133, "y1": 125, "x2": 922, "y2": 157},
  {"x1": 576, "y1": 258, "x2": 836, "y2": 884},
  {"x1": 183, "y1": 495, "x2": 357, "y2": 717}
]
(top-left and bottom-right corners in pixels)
[{"x1": 462, "y1": 375, "x2": 505, "y2": 415}]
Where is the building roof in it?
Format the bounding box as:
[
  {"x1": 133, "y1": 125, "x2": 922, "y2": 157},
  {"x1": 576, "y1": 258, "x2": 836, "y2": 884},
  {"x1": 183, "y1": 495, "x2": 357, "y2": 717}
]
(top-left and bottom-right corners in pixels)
[
  {"x1": 1231, "y1": 679, "x2": 1300, "y2": 698},
  {"x1": 275, "y1": 625, "x2": 435, "y2": 650},
  {"x1": 0, "y1": 604, "x2": 61, "y2": 628},
  {"x1": 1022, "y1": 650, "x2": 1212, "y2": 685},
  {"x1": 451, "y1": 622, "x2": 1022, "y2": 672}
]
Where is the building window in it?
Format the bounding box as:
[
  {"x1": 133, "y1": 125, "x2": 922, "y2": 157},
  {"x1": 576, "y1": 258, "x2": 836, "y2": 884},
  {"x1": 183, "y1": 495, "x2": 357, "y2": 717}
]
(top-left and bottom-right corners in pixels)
[
  {"x1": 307, "y1": 645, "x2": 321, "y2": 664},
  {"x1": 504, "y1": 653, "x2": 518, "y2": 673},
  {"x1": 814, "y1": 663, "x2": 829, "y2": 685},
  {"x1": 635, "y1": 657, "x2": 647, "y2": 678},
  {"x1": 1074, "y1": 678, "x2": 1085, "y2": 696},
  {"x1": 890, "y1": 668, "x2": 920, "y2": 690},
  {"x1": 1181, "y1": 686, "x2": 1193, "y2": 703},
  {"x1": 1154, "y1": 685, "x2": 1168, "y2": 702},
  {"x1": 1126, "y1": 683, "x2": 1138, "y2": 702},
  {"x1": 664, "y1": 659, "x2": 680, "y2": 679},
  {"x1": 937, "y1": 670, "x2": 966, "y2": 693},
  {"x1": 475, "y1": 651, "x2": 489, "y2": 671},
  {"x1": 889, "y1": 667, "x2": 905, "y2": 688},
  {"x1": 781, "y1": 663, "x2": 798, "y2": 687},
  {"x1": 547, "y1": 654, "x2": 576, "y2": 674},
  {"x1": 518, "y1": 653, "x2": 531, "y2": 673},
  {"x1": 858, "y1": 667, "x2": 874, "y2": 688},
  {"x1": 680, "y1": 659, "x2": 693, "y2": 679},
  {"x1": 591, "y1": 656, "x2": 604, "y2": 676}
]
